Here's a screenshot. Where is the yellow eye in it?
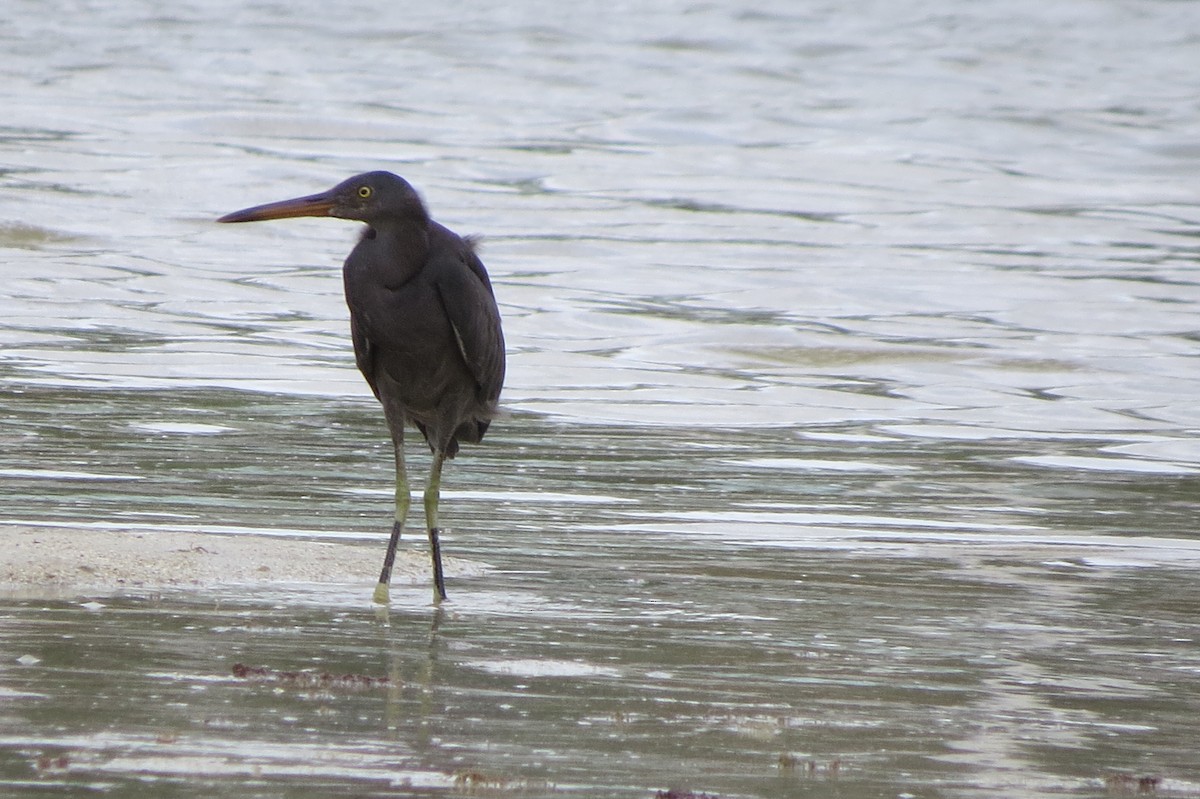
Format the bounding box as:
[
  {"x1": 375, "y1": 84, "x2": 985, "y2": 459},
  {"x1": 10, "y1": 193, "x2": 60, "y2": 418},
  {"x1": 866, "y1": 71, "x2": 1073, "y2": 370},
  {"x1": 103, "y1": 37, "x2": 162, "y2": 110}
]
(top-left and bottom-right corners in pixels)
[{"x1": 358, "y1": 186, "x2": 373, "y2": 199}]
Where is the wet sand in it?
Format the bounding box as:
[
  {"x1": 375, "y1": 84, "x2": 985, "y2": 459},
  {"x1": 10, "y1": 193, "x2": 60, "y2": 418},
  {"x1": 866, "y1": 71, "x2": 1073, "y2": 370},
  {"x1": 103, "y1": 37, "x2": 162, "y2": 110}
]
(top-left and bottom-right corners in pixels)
[{"x1": 0, "y1": 526, "x2": 478, "y2": 598}]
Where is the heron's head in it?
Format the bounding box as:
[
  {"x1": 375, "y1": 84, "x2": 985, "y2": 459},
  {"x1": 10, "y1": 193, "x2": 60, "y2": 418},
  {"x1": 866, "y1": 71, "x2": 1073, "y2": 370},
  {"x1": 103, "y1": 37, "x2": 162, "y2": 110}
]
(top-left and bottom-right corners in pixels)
[{"x1": 218, "y1": 171, "x2": 429, "y2": 226}]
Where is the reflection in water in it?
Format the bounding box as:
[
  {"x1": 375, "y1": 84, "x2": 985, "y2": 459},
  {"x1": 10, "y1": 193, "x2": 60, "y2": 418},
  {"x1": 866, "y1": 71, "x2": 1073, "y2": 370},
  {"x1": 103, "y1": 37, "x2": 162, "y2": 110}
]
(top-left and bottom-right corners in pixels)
[{"x1": 2, "y1": 388, "x2": 1199, "y2": 796}]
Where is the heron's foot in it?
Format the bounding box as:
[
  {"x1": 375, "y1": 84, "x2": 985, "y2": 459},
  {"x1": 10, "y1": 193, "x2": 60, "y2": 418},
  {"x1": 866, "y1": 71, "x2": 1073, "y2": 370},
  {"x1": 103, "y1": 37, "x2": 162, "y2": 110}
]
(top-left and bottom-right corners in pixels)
[{"x1": 372, "y1": 582, "x2": 391, "y2": 605}]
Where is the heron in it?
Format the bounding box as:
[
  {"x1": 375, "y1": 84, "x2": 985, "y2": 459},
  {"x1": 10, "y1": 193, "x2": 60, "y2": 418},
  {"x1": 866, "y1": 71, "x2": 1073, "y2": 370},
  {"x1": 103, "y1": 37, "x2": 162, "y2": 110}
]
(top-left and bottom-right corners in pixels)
[{"x1": 219, "y1": 171, "x2": 505, "y2": 604}]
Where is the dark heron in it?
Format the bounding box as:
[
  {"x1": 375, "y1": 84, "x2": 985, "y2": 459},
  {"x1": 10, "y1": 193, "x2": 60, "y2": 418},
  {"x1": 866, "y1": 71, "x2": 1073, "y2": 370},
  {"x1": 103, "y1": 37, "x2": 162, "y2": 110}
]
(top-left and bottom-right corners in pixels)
[{"x1": 218, "y1": 171, "x2": 505, "y2": 604}]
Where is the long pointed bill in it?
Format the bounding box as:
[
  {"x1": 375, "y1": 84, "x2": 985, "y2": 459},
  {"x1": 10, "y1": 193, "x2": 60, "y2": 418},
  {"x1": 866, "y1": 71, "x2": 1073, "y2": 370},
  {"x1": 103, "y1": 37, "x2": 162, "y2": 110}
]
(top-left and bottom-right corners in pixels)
[{"x1": 218, "y1": 190, "x2": 337, "y2": 223}]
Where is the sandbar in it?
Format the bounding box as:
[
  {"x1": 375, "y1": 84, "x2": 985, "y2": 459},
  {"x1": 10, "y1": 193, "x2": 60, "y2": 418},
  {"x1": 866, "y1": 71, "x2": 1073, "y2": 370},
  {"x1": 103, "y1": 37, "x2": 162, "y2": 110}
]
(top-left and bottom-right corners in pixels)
[{"x1": 0, "y1": 525, "x2": 478, "y2": 599}]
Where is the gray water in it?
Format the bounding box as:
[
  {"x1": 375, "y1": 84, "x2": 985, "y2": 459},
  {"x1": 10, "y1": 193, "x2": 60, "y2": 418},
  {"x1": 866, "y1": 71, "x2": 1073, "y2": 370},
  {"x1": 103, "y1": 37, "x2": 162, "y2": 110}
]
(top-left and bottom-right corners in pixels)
[{"x1": 2, "y1": 0, "x2": 1200, "y2": 796}]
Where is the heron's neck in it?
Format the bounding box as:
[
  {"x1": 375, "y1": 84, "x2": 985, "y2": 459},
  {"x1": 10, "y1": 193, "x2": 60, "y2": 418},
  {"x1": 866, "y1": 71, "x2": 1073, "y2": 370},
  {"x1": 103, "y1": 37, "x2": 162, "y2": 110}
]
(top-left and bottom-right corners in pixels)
[{"x1": 355, "y1": 219, "x2": 429, "y2": 288}]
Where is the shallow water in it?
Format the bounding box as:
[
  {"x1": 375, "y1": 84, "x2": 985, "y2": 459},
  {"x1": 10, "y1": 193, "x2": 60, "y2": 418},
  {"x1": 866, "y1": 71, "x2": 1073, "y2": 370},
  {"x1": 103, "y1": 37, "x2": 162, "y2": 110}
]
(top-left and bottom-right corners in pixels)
[{"x1": 3, "y1": 0, "x2": 1200, "y2": 796}]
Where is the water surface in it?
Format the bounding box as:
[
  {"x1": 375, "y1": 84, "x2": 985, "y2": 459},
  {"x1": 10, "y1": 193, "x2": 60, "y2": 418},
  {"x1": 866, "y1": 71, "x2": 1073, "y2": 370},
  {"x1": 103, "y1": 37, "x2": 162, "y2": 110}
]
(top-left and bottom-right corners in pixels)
[{"x1": 2, "y1": 0, "x2": 1199, "y2": 796}]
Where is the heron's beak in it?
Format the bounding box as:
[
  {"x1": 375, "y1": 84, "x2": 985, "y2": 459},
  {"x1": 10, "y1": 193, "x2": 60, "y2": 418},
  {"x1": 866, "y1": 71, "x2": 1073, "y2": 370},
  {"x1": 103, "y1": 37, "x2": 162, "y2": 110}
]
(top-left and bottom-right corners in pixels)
[{"x1": 218, "y1": 190, "x2": 337, "y2": 223}]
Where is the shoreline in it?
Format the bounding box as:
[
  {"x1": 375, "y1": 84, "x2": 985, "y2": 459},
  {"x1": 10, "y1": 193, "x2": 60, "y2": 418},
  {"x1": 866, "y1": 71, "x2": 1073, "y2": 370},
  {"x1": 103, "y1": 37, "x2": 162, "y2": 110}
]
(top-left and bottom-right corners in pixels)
[{"x1": 0, "y1": 526, "x2": 481, "y2": 599}]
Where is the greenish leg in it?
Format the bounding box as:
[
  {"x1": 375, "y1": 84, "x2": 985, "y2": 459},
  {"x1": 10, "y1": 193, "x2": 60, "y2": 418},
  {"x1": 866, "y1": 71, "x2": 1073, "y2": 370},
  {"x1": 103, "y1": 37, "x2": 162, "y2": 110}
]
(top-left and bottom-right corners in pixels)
[
  {"x1": 374, "y1": 434, "x2": 411, "y2": 605},
  {"x1": 425, "y1": 451, "x2": 447, "y2": 603}
]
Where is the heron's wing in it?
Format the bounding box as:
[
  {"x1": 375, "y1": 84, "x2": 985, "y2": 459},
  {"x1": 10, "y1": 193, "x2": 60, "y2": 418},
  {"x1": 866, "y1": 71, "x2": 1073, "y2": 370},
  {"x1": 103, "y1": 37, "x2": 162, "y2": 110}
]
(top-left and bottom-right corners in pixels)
[
  {"x1": 349, "y1": 312, "x2": 382, "y2": 401},
  {"x1": 431, "y1": 245, "x2": 506, "y2": 405}
]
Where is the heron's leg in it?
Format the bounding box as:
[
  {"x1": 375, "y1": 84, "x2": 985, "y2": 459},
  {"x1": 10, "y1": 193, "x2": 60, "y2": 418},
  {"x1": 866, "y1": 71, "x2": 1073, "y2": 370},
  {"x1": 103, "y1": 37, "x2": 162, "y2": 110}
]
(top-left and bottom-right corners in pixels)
[
  {"x1": 424, "y1": 450, "x2": 447, "y2": 603},
  {"x1": 374, "y1": 421, "x2": 410, "y2": 605}
]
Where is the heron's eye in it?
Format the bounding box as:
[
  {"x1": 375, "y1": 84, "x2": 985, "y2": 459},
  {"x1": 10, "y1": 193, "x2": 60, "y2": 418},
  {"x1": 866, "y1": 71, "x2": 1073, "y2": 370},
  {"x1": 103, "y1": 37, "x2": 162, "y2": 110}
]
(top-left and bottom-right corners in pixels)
[{"x1": 358, "y1": 186, "x2": 373, "y2": 199}]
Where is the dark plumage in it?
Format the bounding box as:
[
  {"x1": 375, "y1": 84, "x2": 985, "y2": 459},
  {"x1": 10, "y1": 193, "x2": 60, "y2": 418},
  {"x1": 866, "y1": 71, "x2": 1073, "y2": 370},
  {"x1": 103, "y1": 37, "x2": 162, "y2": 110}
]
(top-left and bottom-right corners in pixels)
[{"x1": 219, "y1": 171, "x2": 505, "y2": 603}]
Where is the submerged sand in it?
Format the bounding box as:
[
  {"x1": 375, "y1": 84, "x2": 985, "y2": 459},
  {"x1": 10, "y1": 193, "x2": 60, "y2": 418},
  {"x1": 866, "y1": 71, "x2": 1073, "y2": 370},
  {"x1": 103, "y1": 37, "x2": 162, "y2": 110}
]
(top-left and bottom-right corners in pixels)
[{"x1": 0, "y1": 526, "x2": 480, "y2": 598}]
